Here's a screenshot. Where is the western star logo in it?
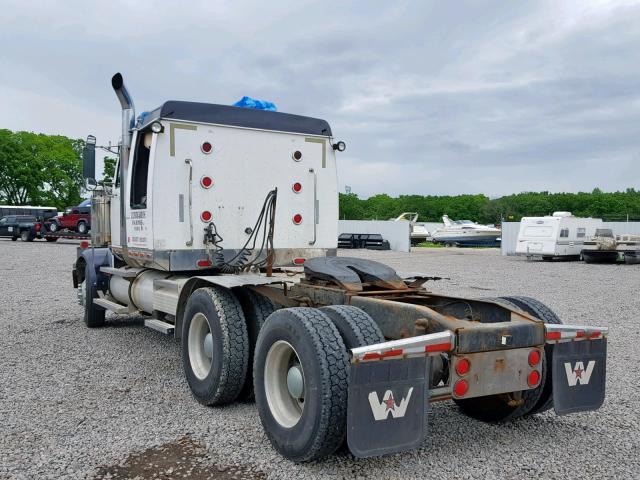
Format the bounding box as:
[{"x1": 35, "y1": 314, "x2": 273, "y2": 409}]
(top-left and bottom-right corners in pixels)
[
  {"x1": 564, "y1": 360, "x2": 595, "y2": 386},
  {"x1": 368, "y1": 388, "x2": 413, "y2": 421}
]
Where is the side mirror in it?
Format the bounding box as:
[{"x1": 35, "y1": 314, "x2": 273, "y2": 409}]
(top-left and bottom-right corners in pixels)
[{"x1": 82, "y1": 135, "x2": 97, "y2": 180}]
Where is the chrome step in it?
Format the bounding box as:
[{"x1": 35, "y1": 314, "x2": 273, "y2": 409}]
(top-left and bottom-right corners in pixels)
[
  {"x1": 94, "y1": 297, "x2": 130, "y2": 314},
  {"x1": 100, "y1": 266, "x2": 142, "y2": 278},
  {"x1": 144, "y1": 318, "x2": 175, "y2": 335}
]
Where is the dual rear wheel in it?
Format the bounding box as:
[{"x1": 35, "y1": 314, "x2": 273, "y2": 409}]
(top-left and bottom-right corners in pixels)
[{"x1": 180, "y1": 288, "x2": 383, "y2": 462}]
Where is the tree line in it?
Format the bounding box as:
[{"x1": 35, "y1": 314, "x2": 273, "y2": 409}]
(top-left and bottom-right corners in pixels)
[
  {"x1": 2, "y1": 129, "x2": 639, "y2": 221},
  {"x1": 339, "y1": 189, "x2": 640, "y2": 223}
]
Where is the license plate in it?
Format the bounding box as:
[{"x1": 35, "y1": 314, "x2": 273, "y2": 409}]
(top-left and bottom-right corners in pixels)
[
  {"x1": 347, "y1": 357, "x2": 428, "y2": 458},
  {"x1": 553, "y1": 339, "x2": 607, "y2": 415},
  {"x1": 8, "y1": 227, "x2": 13, "y2": 232}
]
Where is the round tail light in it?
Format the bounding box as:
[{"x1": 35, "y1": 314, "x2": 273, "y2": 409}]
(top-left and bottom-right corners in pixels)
[
  {"x1": 292, "y1": 214, "x2": 302, "y2": 225},
  {"x1": 453, "y1": 379, "x2": 469, "y2": 397},
  {"x1": 292, "y1": 182, "x2": 302, "y2": 193},
  {"x1": 528, "y1": 349, "x2": 541, "y2": 367},
  {"x1": 200, "y1": 176, "x2": 213, "y2": 189},
  {"x1": 528, "y1": 370, "x2": 541, "y2": 387},
  {"x1": 201, "y1": 211, "x2": 212, "y2": 222},
  {"x1": 201, "y1": 141, "x2": 213, "y2": 154},
  {"x1": 455, "y1": 358, "x2": 470, "y2": 376}
]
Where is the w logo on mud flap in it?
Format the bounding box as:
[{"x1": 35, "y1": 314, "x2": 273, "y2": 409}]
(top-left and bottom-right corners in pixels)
[
  {"x1": 368, "y1": 388, "x2": 414, "y2": 421},
  {"x1": 564, "y1": 361, "x2": 596, "y2": 386}
]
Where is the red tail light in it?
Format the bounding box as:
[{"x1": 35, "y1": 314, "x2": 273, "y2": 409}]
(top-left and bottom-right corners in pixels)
[
  {"x1": 80, "y1": 241, "x2": 90, "y2": 249},
  {"x1": 200, "y1": 176, "x2": 213, "y2": 188},
  {"x1": 453, "y1": 379, "x2": 469, "y2": 397},
  {"x1": 35, "y1": 224, "x2": 41, "y2": 232},
  {"x1": 528, "y1": 350, "x2": 541, "y2": 367},
  {"x1": 201, "y1": 211, "x2": 212, "y2": 222},
  {"x1": 293, "y1": 258, "x2": 305, "y2": 265},
  {"x1": 455, "y1": 358, "x2": 470, "y2": 376},
  {"x1": 197, "y1": 259, "x2": 212, "y2": 267},
  {"x1": 292, "y1": 214, "x2": 302, "y2": 225},
  {"x1": 528, "y1": 370, "x2": 541, "y2": 387},
  {"x1": 292, "y1": 182, "x2": 302, "y2": 193},
  {"x1": 201, "y1": 141, "x2": 213, "y2": 154}
]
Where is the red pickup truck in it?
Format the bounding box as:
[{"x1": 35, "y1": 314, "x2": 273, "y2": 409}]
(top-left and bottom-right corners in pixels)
[{"x1": 47, "y1": 200, "x2": 91, "y2": 234}]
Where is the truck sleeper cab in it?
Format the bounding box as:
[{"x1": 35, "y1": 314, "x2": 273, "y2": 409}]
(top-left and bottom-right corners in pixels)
[{"x1": 73, "y1": 73, "x2": 609, "y2": 463}]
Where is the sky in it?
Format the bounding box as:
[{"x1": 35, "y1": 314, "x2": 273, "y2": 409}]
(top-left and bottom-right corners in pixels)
[{"x1": 1, "y1": 0, "x2": 639, "y2": 198}]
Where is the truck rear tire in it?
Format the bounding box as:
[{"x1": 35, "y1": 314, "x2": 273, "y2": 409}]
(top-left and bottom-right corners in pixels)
[
  {"x1": 254, "y1": 308, "x2": 349, "y2": 462},
  {"x1": 235, "y1": 288, "x2": 276, "y2": 401},
  {"x1": 181, "y1": 287, "x2": 249, "y2": 406},
  {"x1": 11, "y1": 236, "x2": 17, "y2": 241},
  {"x1": 453, "y1": 296, "x2": 548, "y2": 422},
  {"x1": 83, "y1": 264, "x2": 106, "y2": 328},
  {"x1": 20, "y1": 230, "x2": 33, "y2": 242},
  {"x1": 499, "y1": 296, "x2": 563, "y2": 415},
  {"x1": 319, "y1": 305, "x2": 385, "y2": 348}
]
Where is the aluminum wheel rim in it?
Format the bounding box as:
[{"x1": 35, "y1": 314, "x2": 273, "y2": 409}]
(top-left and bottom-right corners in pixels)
[
  {"x1": 264, "y1": 340, "x2": 305, "y2": 428},
  {"x1": 188, "y1": 313, "x2": 213, "y2": 380}
]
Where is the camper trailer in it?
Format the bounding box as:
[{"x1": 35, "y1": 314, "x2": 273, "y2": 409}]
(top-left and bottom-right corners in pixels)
[{"x1": 516, "y1": 212, "x2": 603, "y2": 260}]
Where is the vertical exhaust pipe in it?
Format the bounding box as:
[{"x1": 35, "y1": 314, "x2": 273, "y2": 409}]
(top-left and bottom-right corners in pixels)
[{"x1": 111, "y1": 73, "x2": 135, "y2": 264}]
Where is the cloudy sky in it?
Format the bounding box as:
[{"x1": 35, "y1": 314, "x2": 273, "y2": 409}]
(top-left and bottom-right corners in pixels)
[{"x1": 1, "y1": 0, "x2": 639, "y2": 197}]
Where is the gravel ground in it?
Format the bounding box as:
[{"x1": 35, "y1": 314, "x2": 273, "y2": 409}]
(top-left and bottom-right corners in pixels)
[{"x1": 1, "y1": 240, "x2": 638, "y2": 479}]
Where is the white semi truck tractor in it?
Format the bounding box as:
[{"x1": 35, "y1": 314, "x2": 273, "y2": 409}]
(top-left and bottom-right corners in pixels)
[{"x1": 73, "y1": 73, "x2": 609, "y2": 462}]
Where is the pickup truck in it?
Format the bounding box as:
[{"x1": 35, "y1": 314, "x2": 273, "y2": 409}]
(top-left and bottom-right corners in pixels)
[
  {"x1": 0, "y1": 215, "x2": 42, "y2": 241},
  {"x1": 47, "y1": 200, "x2": 91, "y2": 234}
]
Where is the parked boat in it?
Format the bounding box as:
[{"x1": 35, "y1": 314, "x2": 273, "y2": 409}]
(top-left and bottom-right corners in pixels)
[
  {"x1": 393, "y1": 212, "x2": 430, "y2": 245},
  {"x1": 431, "y1": 215, "x2": 501, "y2": 247},
  {"x1": 581, "y1": 229, "x2": 618, "y2": 264}
]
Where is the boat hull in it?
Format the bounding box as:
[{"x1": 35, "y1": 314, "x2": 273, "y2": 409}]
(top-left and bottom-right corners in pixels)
[
  {"x1": 431, "y1": 234, "x2": 501, "y2": 247},
  {"x1": 581, "y1": 250, "x2": 619, "y2": 264}
]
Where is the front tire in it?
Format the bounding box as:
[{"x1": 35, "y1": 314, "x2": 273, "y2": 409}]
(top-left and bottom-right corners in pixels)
[
  {"x1": 48, "y1": 221, "x2": 59, "y2": 232},
  {"x1": 181, "y1": 287, "x2": 249, "y2": 406},
  {"x1": 77, "y1": 221, "x2": 88, "y2": 234},
  {"x1": 254, "y1": 308, "x2": 349, "y2": 462},
  {"x1": 83, "y1": 263, "x2": 106, "y2": 328}
]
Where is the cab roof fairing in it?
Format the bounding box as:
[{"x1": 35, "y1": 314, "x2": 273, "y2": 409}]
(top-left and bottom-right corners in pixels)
[{"x1": 134, "y1": 100, "x2": 333, "y2": 137}]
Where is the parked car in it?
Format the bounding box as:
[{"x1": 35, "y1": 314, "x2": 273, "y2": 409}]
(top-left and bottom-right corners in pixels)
[
  {"x1": 0, "y1": 215, "x2": 41, "y2": 241},
  {"x1": 47, "y1": 199, "x2": 91, "y2": 234}
]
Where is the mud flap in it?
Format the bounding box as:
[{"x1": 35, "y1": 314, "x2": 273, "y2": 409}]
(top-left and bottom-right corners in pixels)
[
  {"x1": 347, "y1": 357, "x2": 429, "y2": 458},
  {"x1": 552, "y1": 339, "x2": 607, "y2": 415}
]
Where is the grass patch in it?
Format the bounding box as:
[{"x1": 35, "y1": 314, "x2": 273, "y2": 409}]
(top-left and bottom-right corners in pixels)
[{"x1": 416, "y1": 241, "x2": 444, "y2": 248}]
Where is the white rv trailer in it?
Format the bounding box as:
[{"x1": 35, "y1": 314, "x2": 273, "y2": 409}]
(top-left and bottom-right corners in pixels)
[{"x1": 516, "y1": 212, "x2": 603, "y2": 259}]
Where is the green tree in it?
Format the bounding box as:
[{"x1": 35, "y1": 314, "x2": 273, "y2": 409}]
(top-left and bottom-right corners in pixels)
[
  {"x1": 102, "y1": 156, "x2": 117, "y2": 184},
  {"x1": 0, "y1": 129, "x2": 83, "y2": 209}
]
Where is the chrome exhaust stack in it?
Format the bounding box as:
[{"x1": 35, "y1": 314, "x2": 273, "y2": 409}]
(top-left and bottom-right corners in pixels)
[{"x1": 111, "y1": 73, "x2": 135, "y2": 264}]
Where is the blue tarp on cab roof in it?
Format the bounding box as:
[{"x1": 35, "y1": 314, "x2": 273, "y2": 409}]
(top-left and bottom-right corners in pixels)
[{"x1": 233, "y1": 96, "x2": 277, "y2": 112}]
